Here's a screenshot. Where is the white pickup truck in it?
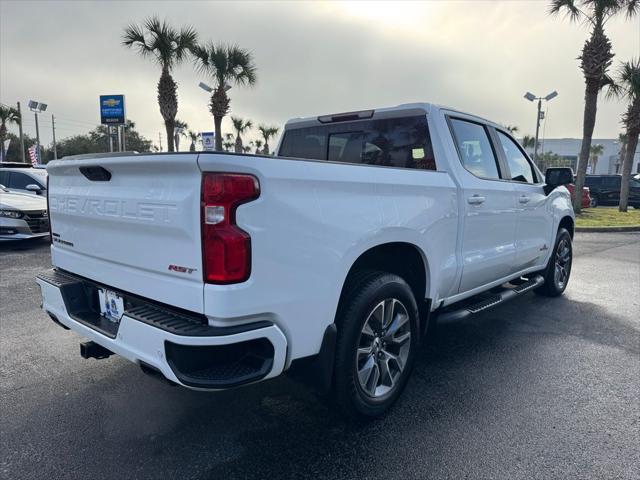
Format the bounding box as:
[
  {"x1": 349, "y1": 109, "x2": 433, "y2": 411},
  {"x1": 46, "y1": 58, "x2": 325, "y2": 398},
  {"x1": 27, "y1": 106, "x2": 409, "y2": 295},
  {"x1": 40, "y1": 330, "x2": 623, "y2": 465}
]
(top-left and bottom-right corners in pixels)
[{"x1": 37, "y1": 103, "x2": 575, "y2": 418}]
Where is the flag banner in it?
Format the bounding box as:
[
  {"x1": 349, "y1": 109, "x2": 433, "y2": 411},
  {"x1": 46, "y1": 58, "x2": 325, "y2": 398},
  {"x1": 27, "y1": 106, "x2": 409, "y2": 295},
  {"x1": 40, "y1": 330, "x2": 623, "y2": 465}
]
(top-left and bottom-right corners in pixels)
[{"x1": 28, "y1": 145, "x2": 40, "y2": 167}]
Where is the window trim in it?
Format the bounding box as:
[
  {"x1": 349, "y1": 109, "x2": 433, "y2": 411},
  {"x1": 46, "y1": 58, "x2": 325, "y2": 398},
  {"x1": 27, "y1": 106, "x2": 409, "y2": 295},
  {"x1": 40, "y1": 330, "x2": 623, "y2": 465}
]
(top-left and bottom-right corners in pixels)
[
  {"x1": 492, "y1": 128, "x2": 543, "y2": 185},
  {"x1": 446, "y1": 115, "x2": 504, "y2": 182}
]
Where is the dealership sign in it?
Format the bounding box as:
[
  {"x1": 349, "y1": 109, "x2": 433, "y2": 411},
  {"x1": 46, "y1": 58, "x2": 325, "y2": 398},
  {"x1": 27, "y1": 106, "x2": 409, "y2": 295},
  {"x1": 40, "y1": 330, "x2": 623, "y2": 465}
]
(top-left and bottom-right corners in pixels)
[
  {"x1": 99, "y1": 95, "x2": 126, "y2": 125},
  {"x1": 201, "y1": 132, "x2": 215, "y2": 151}
]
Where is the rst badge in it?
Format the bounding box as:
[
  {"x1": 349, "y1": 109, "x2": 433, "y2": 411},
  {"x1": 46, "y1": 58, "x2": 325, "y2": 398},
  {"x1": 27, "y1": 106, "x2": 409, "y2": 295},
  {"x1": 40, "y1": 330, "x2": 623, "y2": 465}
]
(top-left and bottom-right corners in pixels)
[{"x1": 168, "y1": 264, "x2": 197, "y2": 275}]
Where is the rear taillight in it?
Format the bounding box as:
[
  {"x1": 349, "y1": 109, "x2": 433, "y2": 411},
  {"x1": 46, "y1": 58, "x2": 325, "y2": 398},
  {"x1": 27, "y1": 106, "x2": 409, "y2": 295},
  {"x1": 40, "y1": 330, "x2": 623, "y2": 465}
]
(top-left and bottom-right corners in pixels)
[{"x1": 201, "y1": 173, "x2": 259, "y2": 284}]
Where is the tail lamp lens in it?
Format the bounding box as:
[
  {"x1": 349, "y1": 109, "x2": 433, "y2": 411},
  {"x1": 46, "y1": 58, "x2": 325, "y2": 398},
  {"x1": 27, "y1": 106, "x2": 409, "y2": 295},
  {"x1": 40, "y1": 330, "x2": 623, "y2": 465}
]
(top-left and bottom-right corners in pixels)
[{"x1": 201, "y1": 173, "x2": 259, "y2": 284}]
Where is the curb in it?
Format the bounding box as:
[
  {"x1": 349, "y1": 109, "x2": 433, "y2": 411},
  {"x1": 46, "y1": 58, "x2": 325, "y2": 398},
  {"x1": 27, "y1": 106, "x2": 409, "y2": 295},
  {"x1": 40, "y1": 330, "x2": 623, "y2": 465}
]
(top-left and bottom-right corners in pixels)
[{"x1": 575, "y1": 225, "x2": 640, "y2": 233}]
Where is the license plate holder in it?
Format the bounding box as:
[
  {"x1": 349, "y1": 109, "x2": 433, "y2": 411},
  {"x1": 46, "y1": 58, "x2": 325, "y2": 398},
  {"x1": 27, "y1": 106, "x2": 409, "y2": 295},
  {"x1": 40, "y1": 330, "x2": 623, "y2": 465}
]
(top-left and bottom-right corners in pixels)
[{"x1": 98, "y1": 288, "x2": 124, "y2": 323}]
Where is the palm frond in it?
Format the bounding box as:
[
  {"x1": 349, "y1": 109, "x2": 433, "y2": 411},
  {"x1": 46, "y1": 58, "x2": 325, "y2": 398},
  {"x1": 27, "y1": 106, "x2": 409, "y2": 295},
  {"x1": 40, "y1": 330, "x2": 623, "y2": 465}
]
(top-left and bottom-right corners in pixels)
[
  {"x1": 226, "y1": 45, "x2": 257, "y2": 87},
  {"x1": 0, "y1": 105, "x2": 21, "y2": 124},
  {"x1": 123, "y1": 17, "x2": 196, "y2": 70},
  {"x1": 607, "y1": 57, "x2": 640, "y2": 101},
  {"x1": 549, "y1": 0, "x2": 582, "y2": 21}
]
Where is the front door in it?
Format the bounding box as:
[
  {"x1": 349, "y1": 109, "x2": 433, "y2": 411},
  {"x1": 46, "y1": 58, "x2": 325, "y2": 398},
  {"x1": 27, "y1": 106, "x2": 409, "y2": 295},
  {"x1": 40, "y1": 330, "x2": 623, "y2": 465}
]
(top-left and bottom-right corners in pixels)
[{"x1": 494, "y1": 130, "x2": 554, "y2": 271}]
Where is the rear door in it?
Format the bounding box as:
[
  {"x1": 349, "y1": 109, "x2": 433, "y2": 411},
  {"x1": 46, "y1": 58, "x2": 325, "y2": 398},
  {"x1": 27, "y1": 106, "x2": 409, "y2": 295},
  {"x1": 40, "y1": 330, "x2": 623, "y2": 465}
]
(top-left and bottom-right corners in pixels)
[
  {"x1": 493, "y1": 129, "x2": 554, "y2": 271},
  {"x1": 47, "y1": 154, "x2": 204, "y2": 313},
  {"x1": 448, "y1": 117, "x2": 517, "y2": 293}
]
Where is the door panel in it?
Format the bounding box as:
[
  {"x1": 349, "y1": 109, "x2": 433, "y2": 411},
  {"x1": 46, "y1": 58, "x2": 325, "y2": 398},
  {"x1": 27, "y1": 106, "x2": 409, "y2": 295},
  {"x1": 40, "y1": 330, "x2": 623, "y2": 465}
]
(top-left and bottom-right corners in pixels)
[
  {"x1": 449, "y1": 118, "x2": 517, "y2": 293},
  {"x1": 460, "y1": 180, "x2": 517, "y2": 291},
  {"x1": 512, "y1": 183, "x2": 553, "y2": 269},
  {"x1": 494, "y1": 130, "x2": 554, "y2": 270}
]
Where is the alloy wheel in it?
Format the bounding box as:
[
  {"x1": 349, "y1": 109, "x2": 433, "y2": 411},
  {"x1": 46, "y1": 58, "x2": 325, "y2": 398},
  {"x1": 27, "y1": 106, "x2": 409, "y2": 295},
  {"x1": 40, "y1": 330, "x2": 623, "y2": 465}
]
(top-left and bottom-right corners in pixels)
[
  {"x1": 554, "y1": 237, "x2": 572, "y2": 290},
  {"x1": 356, "y1": 298, "x2": 411, "y2": 398}
]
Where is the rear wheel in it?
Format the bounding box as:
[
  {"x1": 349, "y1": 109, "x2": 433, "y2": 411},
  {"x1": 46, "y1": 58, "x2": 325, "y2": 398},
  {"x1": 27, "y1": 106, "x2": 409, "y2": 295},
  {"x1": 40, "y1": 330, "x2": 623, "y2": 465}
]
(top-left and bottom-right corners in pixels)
[
  {"x1": 331, "y1": 271, "x2": 418, "y2": 419},
  {"x1": 590, "y1": 195, "x2": 599, "y2": 208},
  {"x1": 535, "y1": 228, "x2": 572, "y2": 297}
]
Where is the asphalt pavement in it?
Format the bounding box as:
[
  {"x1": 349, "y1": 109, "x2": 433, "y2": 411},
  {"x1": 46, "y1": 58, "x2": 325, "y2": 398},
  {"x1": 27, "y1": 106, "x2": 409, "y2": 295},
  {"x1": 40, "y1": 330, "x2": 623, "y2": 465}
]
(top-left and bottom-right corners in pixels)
[{"x1": 1, "y1": 232, "x2": 639, "y2": 480}]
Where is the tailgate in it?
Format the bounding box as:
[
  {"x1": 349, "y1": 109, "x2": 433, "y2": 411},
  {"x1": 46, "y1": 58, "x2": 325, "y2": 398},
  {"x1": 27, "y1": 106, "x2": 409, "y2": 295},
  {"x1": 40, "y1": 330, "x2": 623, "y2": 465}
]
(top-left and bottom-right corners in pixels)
[{"x1": 47, "y1": 154, "x2": 204, "y2": 313}]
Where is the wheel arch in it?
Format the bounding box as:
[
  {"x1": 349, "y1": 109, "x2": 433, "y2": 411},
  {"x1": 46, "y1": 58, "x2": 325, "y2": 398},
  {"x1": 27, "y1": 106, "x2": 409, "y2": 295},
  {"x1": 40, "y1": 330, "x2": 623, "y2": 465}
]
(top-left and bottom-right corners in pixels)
[
  {"x1": 559, "y1": 215, "x2": 574, "y2": 238},
  {"x1": 336, "y1": 242, "x2": 431, "y2": 323}
]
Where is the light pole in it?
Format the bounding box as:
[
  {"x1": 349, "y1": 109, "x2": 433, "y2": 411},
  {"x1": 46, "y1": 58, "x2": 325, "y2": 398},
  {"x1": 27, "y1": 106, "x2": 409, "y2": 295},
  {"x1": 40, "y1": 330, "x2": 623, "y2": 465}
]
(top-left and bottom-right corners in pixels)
[
  {"x1": 198, "y1": 82, "x2": 231, "y2": 151},
  {"x1": 28, "y1": 100, "x2": 47, "y2": 161},
  {"x1": 524, "y1": 91, "x2": 558, "y2": 164}
]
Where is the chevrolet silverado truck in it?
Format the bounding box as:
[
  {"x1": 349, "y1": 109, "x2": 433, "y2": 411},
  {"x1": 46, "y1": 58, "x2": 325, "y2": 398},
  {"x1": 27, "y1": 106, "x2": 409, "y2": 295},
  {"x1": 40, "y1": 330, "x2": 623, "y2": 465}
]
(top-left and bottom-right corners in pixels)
[{"x1": 37, "y1": 103, "x2": 575, "y2": 418}]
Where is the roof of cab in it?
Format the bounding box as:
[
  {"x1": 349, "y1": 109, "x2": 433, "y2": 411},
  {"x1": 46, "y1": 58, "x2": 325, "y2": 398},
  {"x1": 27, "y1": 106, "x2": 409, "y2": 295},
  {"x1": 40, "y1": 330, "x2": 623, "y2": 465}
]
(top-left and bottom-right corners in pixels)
[{"x1": 283, "y1": 102, "x2": 501, "y2": 130}]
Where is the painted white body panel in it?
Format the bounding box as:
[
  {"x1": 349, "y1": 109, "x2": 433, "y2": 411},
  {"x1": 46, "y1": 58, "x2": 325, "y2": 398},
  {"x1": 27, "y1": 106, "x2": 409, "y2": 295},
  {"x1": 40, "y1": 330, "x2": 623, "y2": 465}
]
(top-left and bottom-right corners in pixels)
[{"x1": 41, "y1": 102, "x2": 574, "y2": 386}]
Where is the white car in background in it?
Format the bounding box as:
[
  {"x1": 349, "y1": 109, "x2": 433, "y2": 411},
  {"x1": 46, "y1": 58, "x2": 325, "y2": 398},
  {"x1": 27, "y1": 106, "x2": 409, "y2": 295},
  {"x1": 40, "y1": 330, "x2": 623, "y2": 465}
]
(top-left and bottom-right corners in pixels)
[
  {"x1": 0, "y1": 184, "x2": 49, "y2": 241},
  {"x1": 0, "y1": 163, "x2": 48, "y2": 196}
]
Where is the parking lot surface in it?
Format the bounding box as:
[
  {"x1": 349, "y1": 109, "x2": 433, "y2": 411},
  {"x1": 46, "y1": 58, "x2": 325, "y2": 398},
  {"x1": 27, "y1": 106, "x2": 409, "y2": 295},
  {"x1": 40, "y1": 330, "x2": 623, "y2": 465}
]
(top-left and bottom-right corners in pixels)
[{"x1": 1, "y1": 232, "x2": 639, "y2": 480}]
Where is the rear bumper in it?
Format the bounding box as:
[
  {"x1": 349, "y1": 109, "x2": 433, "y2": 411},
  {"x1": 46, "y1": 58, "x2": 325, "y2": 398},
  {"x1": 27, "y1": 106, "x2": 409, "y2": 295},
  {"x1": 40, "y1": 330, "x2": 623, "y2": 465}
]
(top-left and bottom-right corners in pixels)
[{"x1": 36, "y1": 269, "x2": 287, "y2": 390}]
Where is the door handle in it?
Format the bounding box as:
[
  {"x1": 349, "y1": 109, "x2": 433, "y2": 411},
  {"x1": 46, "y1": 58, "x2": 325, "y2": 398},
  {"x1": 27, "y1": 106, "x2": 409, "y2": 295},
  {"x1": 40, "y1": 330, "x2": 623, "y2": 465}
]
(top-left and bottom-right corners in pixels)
[
  {"x1": 467, "y1": 194, "x2": 486, "y2": 205},
  {"x1": 519, "y1": 195, "x2": 530, "y2": 204}
]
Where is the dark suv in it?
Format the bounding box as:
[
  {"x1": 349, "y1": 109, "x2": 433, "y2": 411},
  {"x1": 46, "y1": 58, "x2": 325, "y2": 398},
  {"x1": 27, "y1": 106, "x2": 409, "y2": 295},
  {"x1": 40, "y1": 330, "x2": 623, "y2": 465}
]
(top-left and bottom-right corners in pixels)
[{"x1": 583, "y1": 175, "x2": 640, "y2": 208}]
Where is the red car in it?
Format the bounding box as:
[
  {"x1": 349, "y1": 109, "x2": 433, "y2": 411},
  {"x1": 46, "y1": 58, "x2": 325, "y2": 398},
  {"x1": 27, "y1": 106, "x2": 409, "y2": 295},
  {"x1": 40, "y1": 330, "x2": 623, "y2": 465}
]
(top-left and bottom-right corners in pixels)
[{"x1": 566, "y1": 184, "x2": 591, "y2": 209}]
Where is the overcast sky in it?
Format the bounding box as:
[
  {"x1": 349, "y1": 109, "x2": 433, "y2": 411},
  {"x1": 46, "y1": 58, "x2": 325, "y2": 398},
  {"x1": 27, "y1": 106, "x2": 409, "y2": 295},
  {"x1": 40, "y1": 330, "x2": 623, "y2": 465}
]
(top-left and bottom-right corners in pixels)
[{"x1": 1, "y1": 0, "x2": 638, "y2": 149}]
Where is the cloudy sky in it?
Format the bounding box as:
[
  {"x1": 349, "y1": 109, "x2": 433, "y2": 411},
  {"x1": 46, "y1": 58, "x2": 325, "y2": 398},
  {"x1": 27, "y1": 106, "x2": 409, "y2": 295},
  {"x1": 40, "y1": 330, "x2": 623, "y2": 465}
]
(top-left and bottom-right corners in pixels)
[{"x1": 1, "y1": 0, "x2": 638, "y2": 149}]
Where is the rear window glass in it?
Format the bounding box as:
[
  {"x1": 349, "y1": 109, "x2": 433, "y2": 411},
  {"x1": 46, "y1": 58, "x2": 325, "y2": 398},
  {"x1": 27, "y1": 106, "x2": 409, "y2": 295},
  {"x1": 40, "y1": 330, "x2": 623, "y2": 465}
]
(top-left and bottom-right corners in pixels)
[{"x1": 279, "y1": 115, "x2": 436, "y2": 170}]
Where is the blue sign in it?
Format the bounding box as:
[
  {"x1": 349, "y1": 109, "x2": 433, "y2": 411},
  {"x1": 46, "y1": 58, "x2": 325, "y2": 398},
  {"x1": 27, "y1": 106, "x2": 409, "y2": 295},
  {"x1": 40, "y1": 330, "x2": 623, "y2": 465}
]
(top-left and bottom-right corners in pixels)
[
  {"x1": 99, "y1": 95, "x2": 126, "y2": 125},
  {"x1": 201, "y1": 131, "x2": 215, "y2": 151}
]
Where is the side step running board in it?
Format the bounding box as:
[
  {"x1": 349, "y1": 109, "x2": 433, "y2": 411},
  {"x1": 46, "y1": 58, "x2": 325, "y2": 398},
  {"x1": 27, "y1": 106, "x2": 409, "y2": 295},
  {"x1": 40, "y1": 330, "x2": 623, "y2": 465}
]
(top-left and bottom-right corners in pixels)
[{"x1": 438, "y1": 275, "x2": 544, "y2": 324}]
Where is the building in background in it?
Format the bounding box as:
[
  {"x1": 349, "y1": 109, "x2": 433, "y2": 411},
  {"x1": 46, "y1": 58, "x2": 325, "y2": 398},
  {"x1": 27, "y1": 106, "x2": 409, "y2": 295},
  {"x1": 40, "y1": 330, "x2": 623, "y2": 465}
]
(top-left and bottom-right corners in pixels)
[{"x1": 522, "y1": 138, "x2": 639, "y2": 174}]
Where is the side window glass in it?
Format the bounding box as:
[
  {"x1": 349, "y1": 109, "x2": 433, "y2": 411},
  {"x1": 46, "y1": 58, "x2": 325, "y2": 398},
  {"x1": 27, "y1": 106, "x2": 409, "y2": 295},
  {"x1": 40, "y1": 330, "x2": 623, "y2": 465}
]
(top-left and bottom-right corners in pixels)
[
  {"x1": 603, "y1": 177, "x2": 619, "y2": 188},
  {"x1": 8, "y1": 172, "x2": 33, "y2": 189},
  {"x1": 450, "y1": 119, "x2": 500, "y2": 180},
  {"x1": 0, "y1": 171, "x2": 8, "y2": 187},
  {"x1": 496, "y1": 131, "x2": 535, "y2": 183}
]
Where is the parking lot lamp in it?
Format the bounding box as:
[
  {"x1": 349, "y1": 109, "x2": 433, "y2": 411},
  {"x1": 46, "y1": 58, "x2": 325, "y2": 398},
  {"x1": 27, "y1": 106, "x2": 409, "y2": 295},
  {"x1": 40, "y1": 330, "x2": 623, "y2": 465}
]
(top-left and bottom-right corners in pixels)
[{"x1": 524, "y1": 91, "x2": 558, "y2": 164}]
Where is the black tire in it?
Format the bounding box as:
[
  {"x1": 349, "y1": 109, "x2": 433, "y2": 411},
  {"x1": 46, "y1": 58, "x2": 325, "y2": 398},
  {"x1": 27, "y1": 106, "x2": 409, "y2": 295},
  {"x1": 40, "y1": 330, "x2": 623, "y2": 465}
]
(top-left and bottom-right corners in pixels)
[
  {"x1": 534, "y1": 228, "x2": 573, "y2": 297},
  {"x1": 331, "y1": 271, "x2": 419, "y2": 419},
  {"x1": 590, "y1": 195, "x2": 598, "y2": 208}
]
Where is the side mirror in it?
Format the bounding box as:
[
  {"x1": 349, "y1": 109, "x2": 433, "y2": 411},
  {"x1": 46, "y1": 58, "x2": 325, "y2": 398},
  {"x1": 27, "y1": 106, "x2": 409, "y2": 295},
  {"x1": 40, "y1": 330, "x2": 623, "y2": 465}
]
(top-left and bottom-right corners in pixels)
[
  {"x1": 544, "y1": 167, "x2": 573, "y2": 195},
  {"x1": 25, "y1": 184, "x2": 43, "y2": 193}
]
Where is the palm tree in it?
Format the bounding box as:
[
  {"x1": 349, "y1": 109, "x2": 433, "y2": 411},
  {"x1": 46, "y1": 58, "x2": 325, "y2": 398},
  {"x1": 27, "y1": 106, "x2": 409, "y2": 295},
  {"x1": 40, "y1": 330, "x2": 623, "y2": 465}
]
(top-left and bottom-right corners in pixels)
[
  {"x1": 254, "y1": 139, "x2": 263, "y2": 154},
  {"x1": 122, "y1": 17, "x2": 197, "y2": 152},
  {"x1": 0, "y1": 105, "x2": 20, "y2": 162},
  {"x1": 173, "y1": 119, "x2": 188, "y2": 151},
  {"x1": 231, "y1": 116, "x2": 253, "y2": 153},
  {"x1": 589, "y1": 143, "x2": 604, "y2": 172},
  {"x1": 258, "y1": 125, "x2": 279, "y2": 155},
  {"x1": 505, "y1": 125, "x2": 519, "y2": 134},
  {"x1": 608, "y1": 58, "x2": 640, "y2": 211},
  {"x1": 223, "y1": 133, "x2": 234, "y2": 152},
  {"x1": 192, "y1": 42, "x2": 257, "y2": 151},
  {"x1": 522, "y1": 135, "x2": 536, "y2": 151},
  {"x1": 615, "y1": 132, "x2": 627, "y2": 173},
  {"x1": 242, "y1": 142, "x2": 254, "y2": 154},
  {"x1": 549, "y1": 0, "x2": 637, "y2": 213},
  {"x1": 187, "y1": 130, "x2": 200, "y2": 152}
]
